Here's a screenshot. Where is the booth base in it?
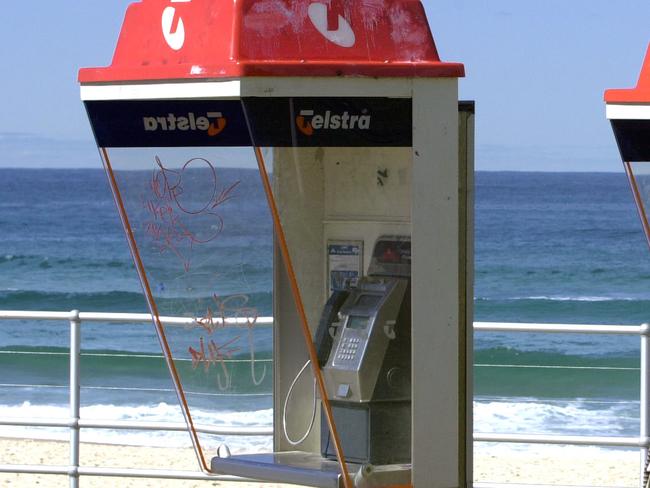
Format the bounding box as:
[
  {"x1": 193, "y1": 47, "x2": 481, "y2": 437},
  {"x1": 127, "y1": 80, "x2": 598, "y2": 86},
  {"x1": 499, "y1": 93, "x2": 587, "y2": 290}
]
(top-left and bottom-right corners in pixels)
[{"x1": 210, "y1": 451, "x2": 411, "y2": 487}]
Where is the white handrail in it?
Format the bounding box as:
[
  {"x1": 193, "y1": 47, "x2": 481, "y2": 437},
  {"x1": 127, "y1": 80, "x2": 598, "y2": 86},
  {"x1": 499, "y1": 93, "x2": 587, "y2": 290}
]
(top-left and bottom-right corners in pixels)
[
  {"x1": 475, "y1": 321, "x2": 644, "y2": 335},
  {"x1": 474, "y1": 433, "x2": 647, "y2": 448},
  {"x1": 0, "y1": 310, "x2": 645, "y2": 487},
  {"x1": 0, "y1": 417, "x2": 274, "y2": 436},
  {"x1": 0, "y1": 310, "x2": 274, "y2": 326}
]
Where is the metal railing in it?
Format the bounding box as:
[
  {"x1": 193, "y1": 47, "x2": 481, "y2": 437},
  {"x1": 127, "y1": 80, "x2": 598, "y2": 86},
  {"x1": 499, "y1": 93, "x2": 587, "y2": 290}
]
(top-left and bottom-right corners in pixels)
[
  {"x1": 0, "y1": 310, "x2": 647, "y2": 488},
  {"x1": 475, "y1": 321, "x2": 649, "y2": 488},
  {"x1": 473, "y1": 322, "x2": 649, "y2": 447},
  {"x1": 0, "y1": 310, "x2": 275, "y2": 487}
]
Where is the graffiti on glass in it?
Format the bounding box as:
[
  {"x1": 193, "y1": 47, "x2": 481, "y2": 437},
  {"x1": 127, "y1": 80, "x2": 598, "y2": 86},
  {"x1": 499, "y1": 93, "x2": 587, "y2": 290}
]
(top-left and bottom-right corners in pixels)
[
  {"x1": 190, "y1": 293, "x2": 267, "y2": 390},
  {"x1": 143, "y1": 156, "x2": 239, "y2": 272}
]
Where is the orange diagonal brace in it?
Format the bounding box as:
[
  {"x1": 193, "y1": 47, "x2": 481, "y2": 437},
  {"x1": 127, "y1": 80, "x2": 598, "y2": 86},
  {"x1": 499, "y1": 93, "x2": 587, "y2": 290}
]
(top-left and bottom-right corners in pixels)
[
  {"x1": 625, "y1": 161, "x2": 650, "y2": 250},
  {"x1": 101, "y1": 148, "x2": 209, "y2": 472}
]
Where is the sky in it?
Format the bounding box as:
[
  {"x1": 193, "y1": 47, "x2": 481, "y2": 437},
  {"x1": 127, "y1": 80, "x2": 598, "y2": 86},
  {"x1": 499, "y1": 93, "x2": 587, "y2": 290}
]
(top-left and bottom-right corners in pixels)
[{"x1": 0, "y1": 0, "x2": 648, "y2": 171}]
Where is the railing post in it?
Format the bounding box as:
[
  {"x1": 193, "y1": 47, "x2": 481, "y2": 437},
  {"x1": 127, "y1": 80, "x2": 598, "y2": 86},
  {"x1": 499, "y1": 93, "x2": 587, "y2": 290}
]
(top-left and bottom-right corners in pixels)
[
  {"x1": 69, "y1": 310, "x2": 81, "y2": 488},
  {"x1": 640, "y1": 323, "x2": 650, "y2": 488}
]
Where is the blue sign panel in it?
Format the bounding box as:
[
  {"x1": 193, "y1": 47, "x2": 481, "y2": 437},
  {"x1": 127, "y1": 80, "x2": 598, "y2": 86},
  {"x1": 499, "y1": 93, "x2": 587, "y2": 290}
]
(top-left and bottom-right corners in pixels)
[{"x1": 86, "y1": 98, "x2": 412, "y2": 148}]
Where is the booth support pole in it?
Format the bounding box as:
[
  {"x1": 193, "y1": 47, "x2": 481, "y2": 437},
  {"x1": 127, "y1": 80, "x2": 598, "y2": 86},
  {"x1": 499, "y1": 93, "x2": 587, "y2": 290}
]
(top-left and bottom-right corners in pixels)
[
  {"x1": 458, "y1": 102, "x2": 475, "y2": 488},
  {"x1": 69, "y1": 310, "x2": 81, "y2": 488},
  {"x1": 640, "y1": 323, "x2": 650, "y2": 487},
  {"x1": 412, "y1": 78, "x2": 464, "y2": 487}
]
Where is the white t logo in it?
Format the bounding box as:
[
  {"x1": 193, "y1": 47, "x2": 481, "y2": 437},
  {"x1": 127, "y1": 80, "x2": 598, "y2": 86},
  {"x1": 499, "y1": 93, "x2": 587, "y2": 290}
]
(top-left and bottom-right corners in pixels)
[
  {"x1": 162, "y1": 1, "x2": 192, "y2": 51},
  {"x1": 308, "y1": 2, "x2": 355, "y2": 48}
]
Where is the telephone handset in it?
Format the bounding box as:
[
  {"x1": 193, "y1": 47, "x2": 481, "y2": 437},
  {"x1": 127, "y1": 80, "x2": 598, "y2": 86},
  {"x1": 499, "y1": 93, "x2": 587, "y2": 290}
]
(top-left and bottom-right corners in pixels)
[{"x1": 314, "y1": 289, "x2": 349, "y2": 367}]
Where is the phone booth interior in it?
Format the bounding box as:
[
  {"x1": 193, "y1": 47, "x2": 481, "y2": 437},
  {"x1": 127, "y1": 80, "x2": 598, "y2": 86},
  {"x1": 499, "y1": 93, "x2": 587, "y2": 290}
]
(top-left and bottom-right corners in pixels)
[{"x1": 79, "y1": 2, "x2": 473, "y2": 487}]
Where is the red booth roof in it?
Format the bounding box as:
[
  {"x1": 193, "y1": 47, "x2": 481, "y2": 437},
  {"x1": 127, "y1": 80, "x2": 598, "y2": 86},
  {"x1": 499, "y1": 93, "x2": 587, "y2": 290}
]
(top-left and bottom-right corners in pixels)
[
  {"x1": 605, "y1": 43, "x2": 650, "y2": 104},
  {"x1": 78, "y1": 0, "x2": 464, "y2": 83}
]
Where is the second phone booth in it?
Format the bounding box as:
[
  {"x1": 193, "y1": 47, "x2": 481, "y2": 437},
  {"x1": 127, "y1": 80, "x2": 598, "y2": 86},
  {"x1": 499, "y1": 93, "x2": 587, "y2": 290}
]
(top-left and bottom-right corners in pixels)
[
  {"x1": 79, "y1": 1, "x2": 474, "y2": 487},
  {"x1": 605, "y1": 44, "x2": 650, "y2": 483}
]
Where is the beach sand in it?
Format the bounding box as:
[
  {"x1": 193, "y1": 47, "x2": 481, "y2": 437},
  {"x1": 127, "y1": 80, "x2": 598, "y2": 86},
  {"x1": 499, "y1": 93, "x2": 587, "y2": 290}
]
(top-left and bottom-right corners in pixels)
[{"x1": 0, "y1": 438, "x2": 641, "y2": 487}]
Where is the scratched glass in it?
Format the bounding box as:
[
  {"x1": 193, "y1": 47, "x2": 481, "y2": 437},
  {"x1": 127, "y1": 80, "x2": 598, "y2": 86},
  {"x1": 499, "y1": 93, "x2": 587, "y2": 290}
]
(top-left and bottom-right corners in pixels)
[
  {"x1": 95, "y1": 95, "x2": 414, "y2": 470},
  {"x1": 99, "y1": 145, "x2": 272, "y2": 468}
]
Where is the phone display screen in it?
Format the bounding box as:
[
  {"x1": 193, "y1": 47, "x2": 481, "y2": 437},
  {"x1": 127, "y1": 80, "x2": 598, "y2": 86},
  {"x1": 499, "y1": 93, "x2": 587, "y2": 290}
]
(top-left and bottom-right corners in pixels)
[{"x1": 347, "y1": 315, "x2": 370, "y2": 330}]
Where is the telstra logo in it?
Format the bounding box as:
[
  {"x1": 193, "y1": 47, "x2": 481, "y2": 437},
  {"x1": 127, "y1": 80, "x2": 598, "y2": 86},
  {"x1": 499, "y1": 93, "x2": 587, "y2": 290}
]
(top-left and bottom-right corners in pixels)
[
  {"x1": 143, "y1": 112, "x2": 227, "y2": 136},
  {"x1": 296, "y1": 109, "x2": 371, "y2": 136},
  {"x1": 162, "y1": 0, "x2": 192, "y2": 51},
  {"x1": 307, "y1": 2, "x2": 355, "y2": 48}
]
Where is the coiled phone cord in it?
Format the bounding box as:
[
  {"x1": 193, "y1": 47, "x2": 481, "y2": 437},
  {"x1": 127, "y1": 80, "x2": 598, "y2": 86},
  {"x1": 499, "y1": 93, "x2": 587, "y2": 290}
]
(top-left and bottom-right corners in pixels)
[{"x1": 283, "y1": 359, "x2": 318, "y2": 446}]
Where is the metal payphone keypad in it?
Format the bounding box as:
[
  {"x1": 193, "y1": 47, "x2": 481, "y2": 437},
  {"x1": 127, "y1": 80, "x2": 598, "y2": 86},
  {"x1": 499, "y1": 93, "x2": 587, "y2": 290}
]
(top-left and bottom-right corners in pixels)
[
  {"x1": 334, "y1": 334, "x2": 360, "y2": 364},
  {"x1": 333, "y1": 315, "x2": 371, "y2": 367}
]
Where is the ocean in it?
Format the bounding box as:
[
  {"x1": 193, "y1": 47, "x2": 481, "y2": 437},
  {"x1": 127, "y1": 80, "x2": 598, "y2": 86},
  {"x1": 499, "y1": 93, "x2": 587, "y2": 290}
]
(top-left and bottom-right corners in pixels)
[{"x1": 0, "y1": 168, "x2": 648, "y2": 456}]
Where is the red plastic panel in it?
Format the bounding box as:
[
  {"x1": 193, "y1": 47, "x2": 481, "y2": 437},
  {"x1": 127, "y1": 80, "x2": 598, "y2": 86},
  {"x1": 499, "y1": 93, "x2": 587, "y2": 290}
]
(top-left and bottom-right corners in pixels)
[
  {"x1": 605, "y1": 43, "x2": 650, "y2": 103},
  {"x1": 78, "y1": 0, "x2": 464, "y2": 83}
]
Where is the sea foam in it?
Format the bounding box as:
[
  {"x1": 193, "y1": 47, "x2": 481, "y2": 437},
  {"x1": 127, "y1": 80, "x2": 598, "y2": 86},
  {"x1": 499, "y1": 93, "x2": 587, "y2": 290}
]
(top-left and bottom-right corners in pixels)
[{"x1": 0, "y1": 398, "x2": 637, "y2": 455}]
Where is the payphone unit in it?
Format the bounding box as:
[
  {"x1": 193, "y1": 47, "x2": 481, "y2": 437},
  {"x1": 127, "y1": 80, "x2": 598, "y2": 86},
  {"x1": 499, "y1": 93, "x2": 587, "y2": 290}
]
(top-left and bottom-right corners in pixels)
[{"x1": 318, "y1": 236, "x2": 411, "y2": 465}]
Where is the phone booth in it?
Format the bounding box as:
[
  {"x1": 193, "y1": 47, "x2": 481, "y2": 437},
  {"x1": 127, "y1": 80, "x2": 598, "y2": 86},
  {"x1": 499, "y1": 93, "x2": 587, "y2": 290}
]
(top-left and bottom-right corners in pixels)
[
  {"x1": 605, "y1": 43, "x2": 650, "y2": 483},
  {"x1": 79, "y1": 1, "x2": 473, "y2": 487},
  {"x1": 606, "y1": 44, "x2": 650, "y2": 245}
]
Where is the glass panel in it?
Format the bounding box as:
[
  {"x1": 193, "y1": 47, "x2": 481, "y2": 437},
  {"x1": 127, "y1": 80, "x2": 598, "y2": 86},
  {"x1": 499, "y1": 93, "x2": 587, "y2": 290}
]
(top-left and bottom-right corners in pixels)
[
  {"x1": 626, "y1": 161, "x2": 650, "y2": 245},
  {"x1": 86, "y1": 95, "x2": 413, "y2": 477},
  {"x1": 98, "y1": 145, "x2": 272, "y2": 468},
  {"x1": 241, "y1": 96, "x2": 413, "y2": 474}
]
